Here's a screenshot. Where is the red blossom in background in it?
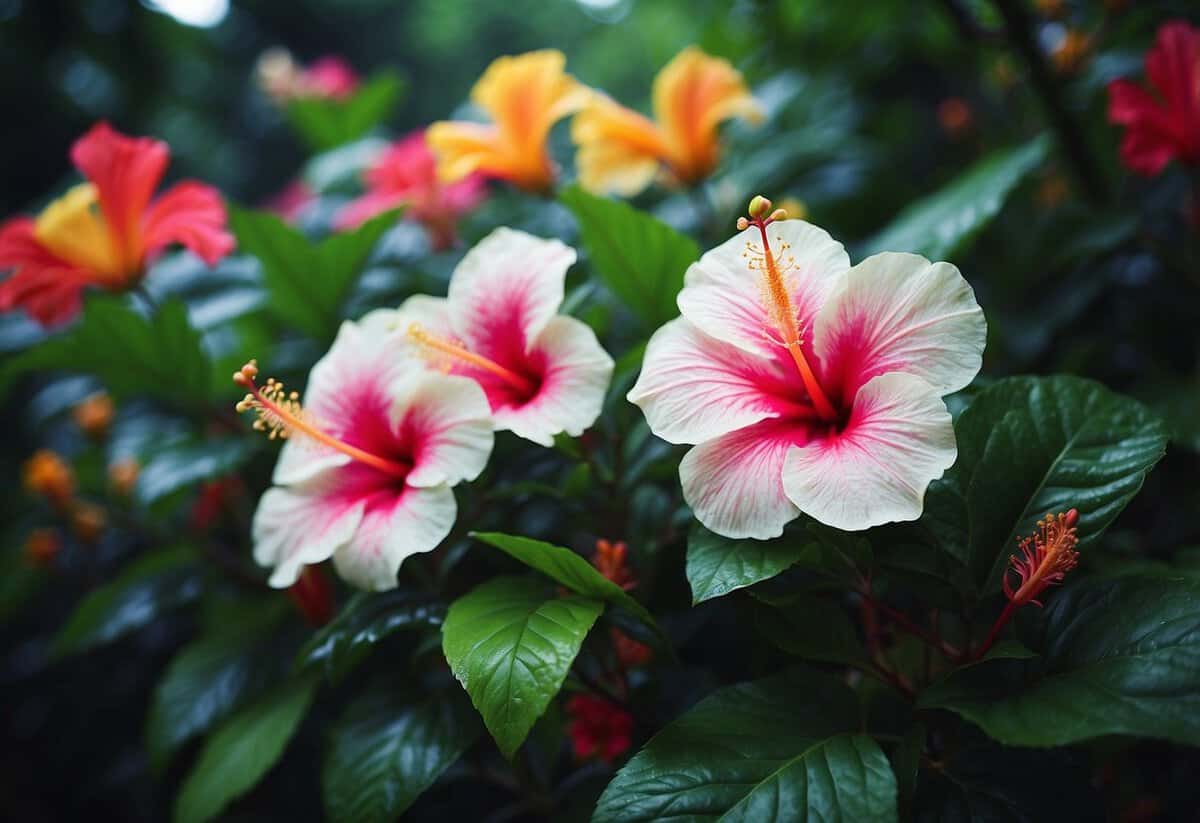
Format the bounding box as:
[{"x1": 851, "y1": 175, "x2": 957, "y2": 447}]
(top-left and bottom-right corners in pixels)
[
  {"x1": 566, "y1": 694, "x2": 633, "y2": 763},
  {"x1": 1107, "y1": 20, "x2": 1200, "y2": 176},
  {"x1": 300, "y1": 56, "x2": 360, "y2": 100},
  {"x1": 336, "y1": 132, "x2": 487, "y2": 250}
]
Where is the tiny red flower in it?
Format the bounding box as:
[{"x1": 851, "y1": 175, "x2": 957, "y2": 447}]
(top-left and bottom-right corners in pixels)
[
  {"x1": 612, "y1": 628, "x2": 653, "y2": 669},
  {"x1": 1107, "y1": 20, "x2": 1200, "y2": 176},
  {"x1": 566, "y1": 694, "x2": 633, "y2": 763}
]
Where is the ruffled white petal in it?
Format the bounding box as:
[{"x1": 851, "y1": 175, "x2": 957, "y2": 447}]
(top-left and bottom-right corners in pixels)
[
  {"x1": 494, "y1": 315, "x2": 614, "y2": 446},
  {"x1": 332, "y1": 484, "x2": 456, "y2": 591},
  {"x1": 813, "y1": 252, "x2": 986, "y2": 398},
  {"x1": 398, "y1": 371, "x2": 494, "y2": 487},
  {"x1": 251, "y1": 483, "x2": 365, "y2": 588},
  {"x1": 782, "y1": 372, "x2": 956, "y2": 531},
  {"x1": 679, "y1": 420, "x2": 805, "y2": 540},
  {"x1": 677, "y1": 219, "x2": 849, "y2": 359}
]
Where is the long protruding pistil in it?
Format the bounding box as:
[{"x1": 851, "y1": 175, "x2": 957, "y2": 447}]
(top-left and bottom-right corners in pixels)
[{"x1": 406, "y1": 324, "x2": 535, "y2": 395}]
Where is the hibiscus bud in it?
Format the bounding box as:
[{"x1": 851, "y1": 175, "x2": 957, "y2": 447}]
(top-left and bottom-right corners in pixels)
[
  {"x1": 288, "y1": 565, "x2": 336, "y2": 627},
  {"x1": 747, "y1": 195, "x2": 773, "y2": 219},
  {"x1": 69, "y1": 502, "x2": 107, "y2": 544},
  {"x1": 73, "y1": 392, "x2": 114, "y2": 439},
  {"x1": 108, "y1": 458, "x2": 140, "y2": 498},
  {"x1": 24, "y1": 528, "x2": 61, "y2": 568},
  {"x1": 23, "y1": 450, "x2": 75, "y2": 510}
]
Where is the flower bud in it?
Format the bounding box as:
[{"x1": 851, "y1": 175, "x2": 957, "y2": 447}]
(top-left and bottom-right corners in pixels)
[
  {"x1": 73, "y1": 392, "x2": 114, "y2": 439},
  {"x1": 23, "y1": 450, "x2": 75, "y2": 509},
  {"x1": 108, "y1": 458, "x2": 140, "y2": 498},
  {"x1": 69, "y1": 502, "x2": 107, "y2": 544},
  {"x1": 747, "y1": 195, "x2": 773, "y2": 219},
  {"x1": 24, "y1": 528, "x2": 61, "y2": 567}
]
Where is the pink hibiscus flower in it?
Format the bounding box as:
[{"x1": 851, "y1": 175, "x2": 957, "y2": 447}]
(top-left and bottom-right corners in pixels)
[
  {"x1": 367, "y1": 228, "x2": 614, "y2": 446},
  {"x1": 1107, "y1": 20, "x2": 1200, "y2": 176},
  {"x1": 0, "y1": 122, "x2": 233, "y2": 326},
  {"x1": 236, "y1": 318, "x2": 494, "y2": 591},
  {"x1": 628, "y1": 200, "x2": 986, "y2": 538},
  {"x1": 336, "y1": 131, "x2": 487, "y2": 250}
]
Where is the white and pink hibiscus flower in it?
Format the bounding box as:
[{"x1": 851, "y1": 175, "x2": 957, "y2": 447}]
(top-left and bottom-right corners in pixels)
[
  {"x1": 628, "y1": 199, "x2": 986, "y2": 538},
  {"x1": 235, "y1": 318, "x2": 494, "y2": 591},
  {"x1": 366, "y1": 227, "x2": 614, "y2": 446}
]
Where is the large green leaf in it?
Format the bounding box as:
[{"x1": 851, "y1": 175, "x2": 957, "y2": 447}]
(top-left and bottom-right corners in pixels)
[
  {"x1": 687, "y1": 523, "x2": 816, "y2": 603},
  {"x1": 592, "y1": 670, "x2": 897, "y2": 822},
  {"x1": 946, "y1": 376, "x2": 1168, "y2": 591},
  {"x1": 863, "y1": 135, "x2": 1049, "y2": 260},
  {"x1": 297, "y1": 590, "x2": 445, "y2": 681},
  {"x1": 921, "y1": 573, "x2": 1200, "y2": 746},
  {"x1": 470, "y1": 532, "x2": 657, "y2": 629},
  {"x1": 229, "y1": 206, "x2": 395, "y2": 341},
  {"x1": 560, "y1": 185, "x2": 699, "y2": 329},
  {"x1": 323, "y1": 681, "x2": 481, "y2": 822},
  {"x1": 0, "y1": 297, "x2": 210, "y2": 405},
  {"x1": 442, "y1": 575, "x2": 602, "y2": 758},
  {"x1": 285, "y1": 71, "x2": 405, "y2": 152},
  {"x1": 174, "y1": 675, "x2": 317, "y2": 823},
  {"x1": 753, "y1": 593, "x2": 869, "y2": 667},
  {"x1": 135, "y1": 438, "x2": 252, "y2": 507},
  {"x1": 54, "y1": 547, "x2": 202, "y2": 657}
]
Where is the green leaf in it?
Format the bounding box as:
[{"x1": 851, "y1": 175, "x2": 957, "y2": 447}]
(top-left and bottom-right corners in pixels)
[
  {"x1": 229, "y1": 206, "x2": 396, "y2": 341},
  {"x1": 687, "y1": 523, "x2": 815, "y2": 603},
  {"x1": 285, "y1": 71, "x2": 404, "y2": 152},
  {"x1": 135, "y1": 438, "x2": 252, "y2": 507},
  {"x1": 0, "y1": 297, "x2": 210, "y2": 405},
  {"x1": 864, "y1": 135, "x2": 1049, "y2": 260},
  {"x1": 950, "y1": 376, "x2": 1168, "y2": 591},
  {"x1": 442, "y1": 575, "x2": 602, "y2": 758},
  {"x1": 470, "y1": 532, "x2": 657, "y2": 630},
  {"x1": 323, "y1": 681, "x2": 481, "y2": 822},
  {"x1": 54, "y1": 547, "x2": 201, "y2": 657},
  {"x1": 560, "y1": 185, "x2": 699, "y2": 329},
  {"x1": 593, "y1": 670, "x2": 896, "y2": 822},
  {"x1": 297, "y1": 590, "x2": 445, "y2": 681},
  {"x1": 921, "y1": 573, "x2": 1200, "y2": 747},
  {"x1": 0, "y1": 543, "x2": 42, "y2": 624},
  {"x1": 753, "y1": 593, "x2": 869, "y2": 666},
  {"x1": 174, "y1": 675, "x2": 317, "y2": 823}
]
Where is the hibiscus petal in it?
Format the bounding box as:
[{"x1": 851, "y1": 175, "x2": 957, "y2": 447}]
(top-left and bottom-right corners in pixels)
[
  {"x1": 1145, "y1": 21, "x2": 1200, "y2": 123},
  {"x1": 493, "y1": 315, "x2": 614, "y2": 446},
  {"x1": 0, "y1": 218, "x2": 90, "y2": 326},
  {"x1": 814, "y1": 252, "x2": 985, "y2": 400},
  {"x1": 1107, "y1": 79, "x2": 1178, "y2": 176},
  {"x1": 679, "y1": 420, "x2": 808, "y2": 540},
  {"x1": 252, "y1": 484, "x2": 365, "y2": 588},
  {"x1": 448, "y1": 227, "x2": 574, "y2": 355},
  {"x1": 677, "y1": 219, "x2": 849, "y2": 360},
  {"x1": 571, "y1": 94, "x2": 669, "y2": 197},
  {"x1": 399, "y1": 372, "x2": 494, "y2": 487},
  {"x1": 628, "y1": 317, "x2": 802, "y2": 445},
  {"x1": 782, "y1": 372, "x2": 956, "y2": 531},
  {"x1": 142, "y1": 181, "x2": 234, "y2": 266},
  {"x1": 332, "y1": 484, "x2": 456, "y2": 591}
]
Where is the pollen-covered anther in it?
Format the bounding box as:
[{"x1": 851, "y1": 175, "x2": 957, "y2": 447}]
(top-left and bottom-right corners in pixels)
[{"x1": 1004, "y1": 508, "x2": 1081, "y2": 606}]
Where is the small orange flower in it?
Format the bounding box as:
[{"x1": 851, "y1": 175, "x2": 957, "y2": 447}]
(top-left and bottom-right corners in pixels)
[
  {"x1": 69, "y1": 501, "x2": 107, "y2": 544},
  {"x1": 428, "y1": 50, "x2": 588, "y2": 192},
  {"x1": 108, "y1": 458, "x2": 140, "y2": 497},
  {"x1": 572, "y1": 46, "x2": 761, "y2": 196},
  {"x1": 1004, "y1": 509, "x2": 1080, "y2": 607},
  {"x1": 1052, "y1": 30, "x2": 1092, "y2": 75},
  {"x1": 24, "y1": 528, "x2": 61, "y2": 567},
  {"x1": 612, "y1": 628, "x2": 653, "y2": 669},
  {"x1": 23, "y1": 450, "x2": 75, "y2": 509},
  {"x1": 73, "y1": 392, "x2": 115, "y2": 438},
  {"x1": 593, "y1": 538, "x2": 636, "y2": 590}
]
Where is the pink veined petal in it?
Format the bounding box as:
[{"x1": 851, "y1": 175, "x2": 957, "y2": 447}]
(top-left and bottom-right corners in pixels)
[
  {"x1": 397, "y1": 371, "x2": 494, "y2": 487},
  {"x1": 627, "y1": 317, "x2": 808, "y2": 446},
  {"x1": 491, "y1": 315, "x2": 614, "y2": 446},
  {"x1": 447, "y1": 227, "x2": 574, "y2": 354},
  {"x1": 782, "y1": 372, "x2": 957, "y2": 531},
  {"x1": 142, "y1": 180, "x2": 235, "y2": 266},
  {"x1": 677, "y1": 219, "x2": 850, "y2": 360},
  {"x1": 679, "y1": 419, "x2": 812, "y2": 540},
  {"x1": 332, "y1": 483, "x2": 456, "y2": 591},
  {"x1": 814, "y1": 252, "x2": 985, "y2": 402},
  {"x1": 252, "y1": 483, "x2": 365, "y2": 588},
  {"x1": 0, "y1": 218, "x2": 91, "y2": 326}
]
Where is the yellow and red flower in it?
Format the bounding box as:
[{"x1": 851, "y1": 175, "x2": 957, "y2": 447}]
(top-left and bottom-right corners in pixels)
[
  {"x1": 572, "y1": 46, "x2": 762, "y2": 196},
  {"x1": 428, "y1": 50, "x2": 589, "y2": 192},
  {"x1": 0, "y1": 123, "x2": 234, "y2": 326}
]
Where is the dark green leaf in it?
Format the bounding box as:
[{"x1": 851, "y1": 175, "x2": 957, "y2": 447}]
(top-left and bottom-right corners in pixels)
[
  {"x1": 285, "y1": 72, "x2": 404, "y2": 151},
  {"x1": 864, "y1": 136, "x2": 1049, "y2": 260},
  {"x1": 753, "y1": 593, "x2": 868, "y2": 666},
  {"x1": 442, "y1": 575, "x2": 602, "y2": 758},
  {"x1": 921, "y1": 573, "x2": 1200, "y2": 746},
  {"x1": 54, "y1": 547, "x2": 201, "y2": 656},
  {"x1": 0, "y1": 543, "x2": 42, "y2": 624},
  {"x1": 174, "y1": 675, "x2": 317, "y2": 823},
  {"x1": 323, "y1": 681, "x2": 480, "y2": 822},
  {"x1": 135, "y1": 438, "x2": 252, "y2": 506},
  {"x1": 593, "y1": 670, "x2": 896, "y2": 822},
  {"x1": 687, "y1": 523, "x2": 816, "y2": 603},
  {"x1": 560, "y1": 185, "x2": 699, "y2": 329},
  {"x1": 229, "y1": 206, "x2": 396, "y2": 340}
]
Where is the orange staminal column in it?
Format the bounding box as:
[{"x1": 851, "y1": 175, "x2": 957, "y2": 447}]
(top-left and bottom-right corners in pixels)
[{"x1": 406, "y1": 323, "x2": 535, "y2": 396}]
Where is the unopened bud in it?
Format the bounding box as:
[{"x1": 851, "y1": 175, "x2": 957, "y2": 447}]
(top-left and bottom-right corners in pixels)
[
  {"x1": 69, "y1": 502, "x2": 107, "y2": 544},
  {"x1": 23, "y1": 450, "x2": 75, "y2": 509},
  {"x1": 747, "y1": 195, "x2": 773, "y2": 219},
  {"x1": 24, "y1": 528, "x2": 61, "y2": 567},
  {"x1": 736, "y1": 217, "x2": 750, "y2": 231},
  {"x1": 73, "y1": 392, "x2": 114, "y2": 439},
  {"x1": 108, "y1": 458, "x2": 140, "y2": 498}
]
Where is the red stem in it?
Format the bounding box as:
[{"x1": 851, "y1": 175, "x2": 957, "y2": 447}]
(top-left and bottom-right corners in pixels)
[{"x1": 973, "y1": 600, "x2": 1018, "y2": 661}]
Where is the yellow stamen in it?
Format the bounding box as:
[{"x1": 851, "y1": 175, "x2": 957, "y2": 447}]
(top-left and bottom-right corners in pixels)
[
  {"x1": 406, "y1": 324, "x2": 535, "y2": 395},
  {"x1": 33, "y1": 183, "x2": 130, "y2": 282},
  {"x1": 233, "y1": 361, "x2": 410, "y2": 480}
]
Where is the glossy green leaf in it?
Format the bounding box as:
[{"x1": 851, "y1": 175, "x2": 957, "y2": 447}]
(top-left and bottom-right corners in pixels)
[
  {"x1": 687, "y1": 523, "x2": 816, "y2": 603},
  {"x1": 135, "y1": 438, "x2": 252, "y2": 506},
  {"x1": 0, "y1": 297, "x2": 210, "y2": 405},
  {"x1": 442, "y1": 575, "x2": 602, "y2": 759},
  {"x1": 323, "y1": 681, "x2": 481, "y2": 822},
  {"x1": 285, "y1": 71, "x2": 404, "y2": 151},
  {"x1": 753, "y1": 593, "x2": 869, "y2": 666},
  {"x1": 593, "y1": 670, "x2": 896, "y2": 822},
  {"x1": 174, "y1": 675, "x2": 317, "y2": 823},
  {"x1": 297, "y1": 590, "x2": 445, "y2": 680},
  {"x1": 54, "y1": 547, "x2": 202, "y2": 657},
  {"x1": 864, "y1": 135, "x2": 1049, "y2": 260},
  {"x1": 560, "y1": 185, "x2": 699, "y2": 329},
  {"x1": 229, "y1": 206, "x2": 396, "y2": 341},
  {"x1": 921, "y1": 573, "x2": 1200, "y2": 746}
]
